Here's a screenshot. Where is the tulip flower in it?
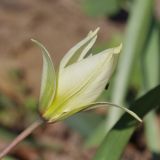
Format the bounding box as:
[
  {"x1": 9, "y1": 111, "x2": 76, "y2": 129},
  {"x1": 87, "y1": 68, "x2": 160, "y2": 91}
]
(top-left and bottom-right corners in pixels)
[
  {"x1": 0, "y1": 28, "x2": 142, "y2": 159},
  {"x1": 32, "y1": 28, "x2": 141, "y2": 123}
]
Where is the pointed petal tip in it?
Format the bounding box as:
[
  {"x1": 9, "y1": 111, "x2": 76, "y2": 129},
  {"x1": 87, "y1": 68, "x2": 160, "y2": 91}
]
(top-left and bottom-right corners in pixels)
[
  {"x1": 114, "y1": 43, "x2": 123, "y2": 54},
  {"x1": 86, "y1": 102, "x2": 142, "y2": 123},
  {"x1": 88, "y1": 27, "x2": 100, "y2": 36},
  {"x1": 31, "y1": 38, "x2": 42, "y2": 47},
  {"x1": 31, "y1": 38, "x2": 38, "y2": 43},
  {"x1": 93, "y1": 27, "x2": 100, "y2": 35},
  {"x1": 95, "y1": 27, "x2": 100, "y2": 32},
  {"x1": 31, "y1": 38, "x2": 35, "y2": 41},
  {"x1": 128, "y1": 110, "x2": 142, "y2": 123}
]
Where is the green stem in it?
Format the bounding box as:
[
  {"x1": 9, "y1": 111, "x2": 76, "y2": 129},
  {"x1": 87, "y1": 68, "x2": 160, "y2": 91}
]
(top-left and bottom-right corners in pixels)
[{"x1": 0, "y1": 119, "x2": 44, "y2": 159}]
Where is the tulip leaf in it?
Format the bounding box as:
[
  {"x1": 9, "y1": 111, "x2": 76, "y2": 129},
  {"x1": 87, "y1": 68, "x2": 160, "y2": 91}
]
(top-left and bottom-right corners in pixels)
[
  {"x1": 86, "y1": 0, "x2": 154, "y2": 148},
  {"x1": 141, "y1": 22, "x2": 160, "y2": 153},
  {"x1": 31, "y1": 39, "x2": 56, "y2": 112},
  {"x1": 93, "y1": 85, "x2": 160, "y2": 160}
]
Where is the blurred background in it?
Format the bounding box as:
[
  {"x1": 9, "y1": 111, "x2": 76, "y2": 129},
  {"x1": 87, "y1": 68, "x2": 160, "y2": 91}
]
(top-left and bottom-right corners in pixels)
[{"x1": 0, "y1": 0, "x2": 159, "y2": 160}]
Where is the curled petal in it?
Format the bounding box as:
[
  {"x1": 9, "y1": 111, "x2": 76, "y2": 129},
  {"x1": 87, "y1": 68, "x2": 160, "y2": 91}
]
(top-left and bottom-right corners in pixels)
[
  {"x1": 31, "y1": 39, "x2": 56, "y2": 112},
  {"x1": 47, "y1": 101, "x2": 142, "y2": 123},
  {"x1": 59, "y1": 28, "x2": 99, "y2": 70},
  {"x1": 77, "y1": 36, "x2": 97, "y2": 61},
  {"x1": 83, "y1": 102, "x2": 142, "y2": 122}
]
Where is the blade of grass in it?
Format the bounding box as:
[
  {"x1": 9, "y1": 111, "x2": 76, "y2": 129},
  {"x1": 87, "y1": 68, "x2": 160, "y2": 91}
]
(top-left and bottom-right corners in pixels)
[
  {"x1": 107, "y1": 0, "x2": 154, "y2": 130},
  {"x1": 85, "y1": 0, "x2": 154, "y2": 147},
  {"x1": 93, "y1": 85, "x2": 160, "y2": 160},
  {"x1": 141, "y1": 22, "x2": 160, "y2": 154}
]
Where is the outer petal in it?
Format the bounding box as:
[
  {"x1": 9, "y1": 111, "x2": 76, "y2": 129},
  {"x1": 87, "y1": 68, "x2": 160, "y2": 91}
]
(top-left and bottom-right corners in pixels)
[
  {"x1": 83, "y1": 102, "x2": 142, "y2": 122},
  {"x1": 31, "y1": 39, "x2": 56, "y2": 112},
  {"x1": 60, "y1": 102, "x2": 141, "y2": 122},
  {"x1": 59, "y1": 28, "x2": 99, "y2": 70}
]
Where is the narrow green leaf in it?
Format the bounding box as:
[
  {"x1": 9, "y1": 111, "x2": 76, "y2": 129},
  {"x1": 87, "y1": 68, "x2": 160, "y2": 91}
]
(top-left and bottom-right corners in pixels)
[
  {"x1": 145, "y1": 112, "x2": 160, "y2": 153},
  {"x1": 31, "y1": 39, "x2": 56, "y2": 112},
  {"x1": 86, "y1": 0, "x2": 154, "y2": 147},
  {"x1": 107, "y1": 0, "x2": 154, "y2": 130},
  {"x1": 93, "y1": 85, "x2": 160, "y2": 160},
  {"x1": 141, "y1": 22, "x2": 160, "y2": 153}
]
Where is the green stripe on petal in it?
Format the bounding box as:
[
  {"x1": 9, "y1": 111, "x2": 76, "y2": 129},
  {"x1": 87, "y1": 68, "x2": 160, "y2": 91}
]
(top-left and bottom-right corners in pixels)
[{"x1": 47, "y1": 101, "x2": 142, "y2": 123}]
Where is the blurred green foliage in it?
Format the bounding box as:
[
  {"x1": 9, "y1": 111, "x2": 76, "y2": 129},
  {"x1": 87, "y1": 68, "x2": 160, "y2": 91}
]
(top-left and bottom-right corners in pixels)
[
  {"x1": 82, "y1": 0, "x2": 160, "y2": 159},
  {"x1": 83, "y1": 0, "x2": 121, "y2": 16}
]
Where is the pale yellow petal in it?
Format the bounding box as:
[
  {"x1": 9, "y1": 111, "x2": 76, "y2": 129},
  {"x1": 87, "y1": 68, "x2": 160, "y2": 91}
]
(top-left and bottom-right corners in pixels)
[
  {"x1": 31, "y1": 39, "x2": 56, "y2": 112},
  {"x1": 55, "y1": 45, "x2": 122, "y2": 112},
  {"x1": 60, "y1": 28, "x2": 99, "y2": 69}
]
